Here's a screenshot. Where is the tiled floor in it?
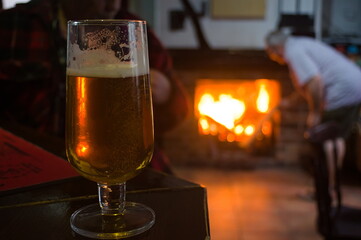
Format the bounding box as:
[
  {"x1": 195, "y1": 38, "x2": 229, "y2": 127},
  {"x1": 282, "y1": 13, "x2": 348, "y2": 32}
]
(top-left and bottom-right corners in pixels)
[{"x1": 173, "y1": 165, "x2": 361, "y2": 240}]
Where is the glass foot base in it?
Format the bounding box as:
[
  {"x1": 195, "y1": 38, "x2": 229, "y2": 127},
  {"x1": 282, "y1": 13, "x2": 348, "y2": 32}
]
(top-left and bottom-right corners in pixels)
[{"x1": 70, "y1": 202, "x2": 155, "y2": 239}]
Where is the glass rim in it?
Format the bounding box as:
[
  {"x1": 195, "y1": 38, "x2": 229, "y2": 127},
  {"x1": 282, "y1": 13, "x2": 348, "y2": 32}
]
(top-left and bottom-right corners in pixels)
[{"x1": 68, "y1": 19, "x2": 146, "y2": 25}]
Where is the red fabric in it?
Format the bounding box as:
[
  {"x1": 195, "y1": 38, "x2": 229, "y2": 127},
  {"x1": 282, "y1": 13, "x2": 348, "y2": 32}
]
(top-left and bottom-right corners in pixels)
[{"x1": 0, "y1": 128, "x2": 79, "y2": 193}]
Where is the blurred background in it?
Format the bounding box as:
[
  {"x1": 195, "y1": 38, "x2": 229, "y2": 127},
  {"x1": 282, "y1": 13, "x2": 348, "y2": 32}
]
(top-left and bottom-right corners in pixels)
[{"x1": 2, "y1": 0, "x2": 361, "y2": 239}]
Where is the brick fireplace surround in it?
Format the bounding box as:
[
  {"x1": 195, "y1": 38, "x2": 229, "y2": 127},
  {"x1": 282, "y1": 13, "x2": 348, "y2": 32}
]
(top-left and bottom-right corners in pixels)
[{"x1": 163, "y1": 49, "x2": 312, "y2": 169}]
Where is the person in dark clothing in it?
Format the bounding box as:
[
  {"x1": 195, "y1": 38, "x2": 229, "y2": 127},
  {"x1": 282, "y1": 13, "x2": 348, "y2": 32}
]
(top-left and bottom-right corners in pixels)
[{"x1": 0, "y1": 0, "x2": 189, "y2": 173}]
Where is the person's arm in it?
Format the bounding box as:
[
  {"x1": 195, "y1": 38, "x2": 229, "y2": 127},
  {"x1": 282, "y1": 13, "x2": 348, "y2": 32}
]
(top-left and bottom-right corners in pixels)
[
  {"x1": 286, "y1": 44, "x2": 323, "y2": 127},
  {"x1": 151, "y1": 68, "x2": 190, "y2": 136},
  {"x1": 146, "y1": 29, "x2": 189, "y2": 136},
  {"x1": 302, "y1": 75, "x2": 324, "y2": 127},
  {"x1": 150, "y1": 69, "x2": 171, "y2": 105}
]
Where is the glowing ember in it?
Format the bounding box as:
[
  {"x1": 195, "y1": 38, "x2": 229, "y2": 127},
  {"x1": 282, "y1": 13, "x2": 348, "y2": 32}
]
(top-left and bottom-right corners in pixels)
[
  {"x1": 234, "y1": 125, "x2": 244, "y2": 135},
  {"x1": 199, "y1": 118, "x2": 210, "y2": 134},
  {"x1": 244, "y1": 125, "x2": 255, "y2": 136}
]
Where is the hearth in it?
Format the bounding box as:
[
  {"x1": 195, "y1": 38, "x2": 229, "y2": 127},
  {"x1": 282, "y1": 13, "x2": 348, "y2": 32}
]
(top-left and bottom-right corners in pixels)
[{"x1": 164, "y1": 50, "x2": 309, "y2": 168}]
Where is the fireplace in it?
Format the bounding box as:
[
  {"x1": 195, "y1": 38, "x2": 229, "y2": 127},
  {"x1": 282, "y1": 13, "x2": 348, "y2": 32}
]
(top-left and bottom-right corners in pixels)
[{"x1": 164, "y1": 50, "x2": 310, "y2": 168}]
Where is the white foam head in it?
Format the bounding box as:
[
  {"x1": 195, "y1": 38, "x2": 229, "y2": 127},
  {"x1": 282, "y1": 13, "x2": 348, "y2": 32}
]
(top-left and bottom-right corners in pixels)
[
  {"x1": 67, "y1": 44, "x2": 148, "y2": 78},
  {"x1": 67, "y1": 62, "x2": 146, "y2": 78}
]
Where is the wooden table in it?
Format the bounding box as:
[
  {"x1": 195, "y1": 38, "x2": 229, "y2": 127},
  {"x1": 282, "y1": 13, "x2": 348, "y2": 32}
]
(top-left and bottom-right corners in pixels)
[{"x1": 0, "y1": 123, "x2": 210, "y2": 240}]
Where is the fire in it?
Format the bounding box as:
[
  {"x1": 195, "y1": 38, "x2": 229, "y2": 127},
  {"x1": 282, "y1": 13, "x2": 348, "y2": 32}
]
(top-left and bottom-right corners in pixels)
[
  {"x1": 198, "y1": 93, "x2": 245, "y2": 129},
  {"x1": 257, "y1": 84, "x2": 269, "y2": 113},
  {"x1": 195, "y1": 79, "x2": 280, "y2": 145}
]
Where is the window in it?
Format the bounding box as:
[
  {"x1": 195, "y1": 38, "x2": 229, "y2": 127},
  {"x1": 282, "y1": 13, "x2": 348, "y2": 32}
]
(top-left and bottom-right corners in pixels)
[{"x1": 3, "y1": 0, "x2": 30, "y2": 10}]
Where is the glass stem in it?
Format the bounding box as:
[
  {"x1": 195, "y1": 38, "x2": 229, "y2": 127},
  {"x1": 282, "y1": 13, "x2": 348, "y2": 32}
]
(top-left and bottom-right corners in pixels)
[{"x1": 98, "y1": 182, "x2": 126, "y2": 215}]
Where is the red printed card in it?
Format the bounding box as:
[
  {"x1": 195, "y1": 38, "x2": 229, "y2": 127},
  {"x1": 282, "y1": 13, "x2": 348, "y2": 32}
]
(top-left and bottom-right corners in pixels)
[{"x1": 0, "y1": 128, "x2": 79, "y2": 193}]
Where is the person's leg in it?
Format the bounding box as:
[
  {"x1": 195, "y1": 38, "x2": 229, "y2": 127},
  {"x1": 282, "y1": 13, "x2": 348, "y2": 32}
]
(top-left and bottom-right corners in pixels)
[
  {"x1": 321, "y1": 104, "x2": 360, "y2": 201},
  {"x1": 334, "y1": 137, "x2": 345, "y2": 208},
  {"x1": 323, "y1": 139, "x2": 336, "y2": 204},
  {"x1": 335, "y1": 137, "x2": 346, "y2": 168},
  {"x1": 322, "y1": 137, "x2": 346, "y2": 208}
]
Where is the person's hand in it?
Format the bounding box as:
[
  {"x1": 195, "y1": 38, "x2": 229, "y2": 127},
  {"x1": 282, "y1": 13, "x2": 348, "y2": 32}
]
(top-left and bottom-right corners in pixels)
[
  {"x1": 307, "y1": 111, "x2": 321, "y2": 128},
  {"x1": 150, "y1": 69, "x2": 171, "y2": 104}
]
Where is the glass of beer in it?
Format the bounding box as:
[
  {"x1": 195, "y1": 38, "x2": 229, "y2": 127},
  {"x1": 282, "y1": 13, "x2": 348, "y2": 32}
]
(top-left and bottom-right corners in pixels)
[{"x1": 66, "y1": 20, "x2": 154, "y2": 239}]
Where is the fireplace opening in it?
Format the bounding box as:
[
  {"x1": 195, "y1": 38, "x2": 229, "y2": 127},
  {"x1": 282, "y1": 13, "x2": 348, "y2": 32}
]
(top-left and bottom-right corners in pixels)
[{"x1": 194, "y1": 79, "x2": 281, "y2": 162}]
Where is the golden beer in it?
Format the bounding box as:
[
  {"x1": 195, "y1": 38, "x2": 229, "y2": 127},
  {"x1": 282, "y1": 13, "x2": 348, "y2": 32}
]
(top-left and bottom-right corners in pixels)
[
  {"x1": 66, "y1": 68, "x2": 154, "y2": 184},
  {"x1": 66, "y1": 20, "x2": 155, "y2": 238}
]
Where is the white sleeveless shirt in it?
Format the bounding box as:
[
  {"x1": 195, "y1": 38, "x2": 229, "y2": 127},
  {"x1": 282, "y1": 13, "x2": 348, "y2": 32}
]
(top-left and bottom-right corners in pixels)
[{"x1": 284, "y1": 36, "x2": 361, "y2": 110}]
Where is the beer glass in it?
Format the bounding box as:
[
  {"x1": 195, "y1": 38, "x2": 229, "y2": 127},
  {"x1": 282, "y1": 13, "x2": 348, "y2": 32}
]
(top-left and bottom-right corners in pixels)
[{"x1": 66, "y1": 20, "x2": 154, "y2": 239}]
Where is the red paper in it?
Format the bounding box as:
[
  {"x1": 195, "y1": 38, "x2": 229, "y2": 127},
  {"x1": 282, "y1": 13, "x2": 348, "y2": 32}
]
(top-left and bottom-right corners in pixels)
[{"x1": 0, "y1": 128, "x2": 79, "y2": 193}]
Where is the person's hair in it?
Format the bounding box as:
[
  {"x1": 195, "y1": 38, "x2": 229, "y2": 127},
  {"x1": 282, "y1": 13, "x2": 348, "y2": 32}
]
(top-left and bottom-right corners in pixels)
[{"x1": 265, "y1": 30, "x2": 289, "y2": 47}]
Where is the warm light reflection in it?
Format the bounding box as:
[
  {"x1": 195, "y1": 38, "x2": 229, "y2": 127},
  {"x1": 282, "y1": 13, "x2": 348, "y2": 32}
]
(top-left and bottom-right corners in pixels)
[
  {"x1": 256, "y1": 84, "x2": 270, "y2": 113},
  {"x1": 77, "y1": 77, "x2": 88, "y2": 156},
  {"x1": 77, "y1": 77, "x2": 87, "y2": 126},
  {"x1": 76, "y1": 142, "x2": 89, "y2": 157},
  {"x1": 207, "y1": 182, "x2": 271, "y2": 238}
]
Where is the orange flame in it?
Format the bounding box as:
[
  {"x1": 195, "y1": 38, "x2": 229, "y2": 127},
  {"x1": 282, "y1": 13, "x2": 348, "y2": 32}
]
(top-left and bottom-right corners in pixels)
[
  {"x1": 195, "y1": 79, "x2": 280, "y2": 144},
  {"x1": 198, "y1": 94, "x2": 245, "y2": 130},
  {"x1": 256, "y1": 84, "x2": 269, "y2": 113}
]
